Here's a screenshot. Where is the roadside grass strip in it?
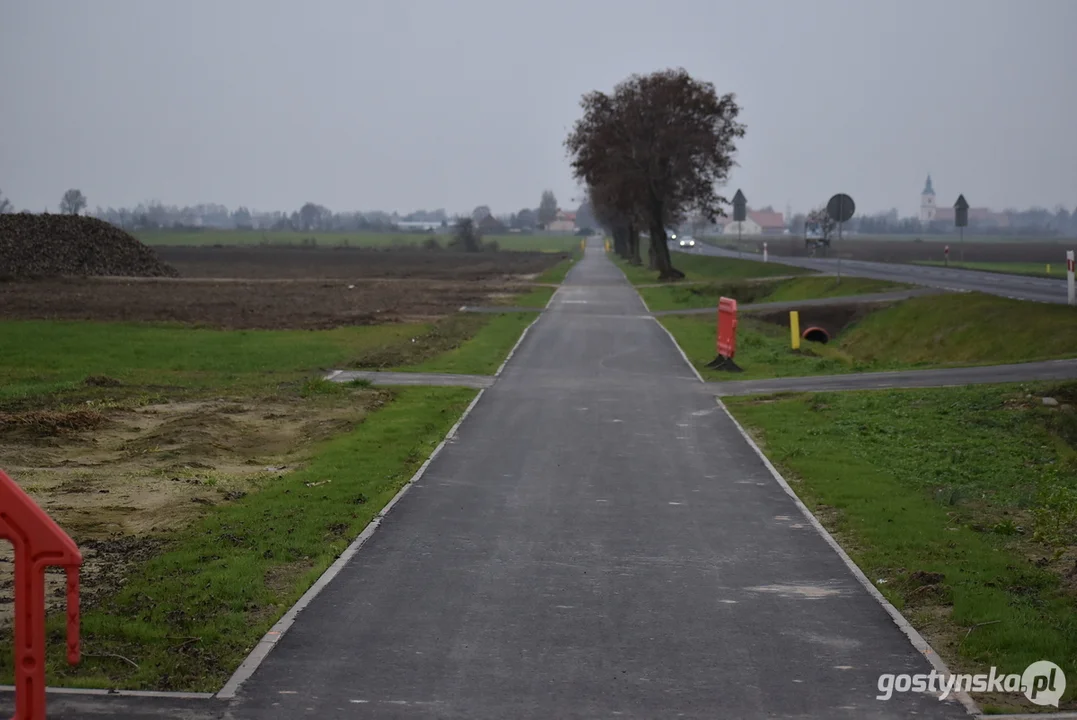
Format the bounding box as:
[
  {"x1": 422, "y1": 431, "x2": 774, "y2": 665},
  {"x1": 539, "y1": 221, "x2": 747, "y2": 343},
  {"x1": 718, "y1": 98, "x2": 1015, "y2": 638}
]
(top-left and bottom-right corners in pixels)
[
  {"x1": 725, "y1": 383, "x2": 1077, "y2": 712},
  {"x1": 662, "y1": 293, "x2": 1077, "y2": 382}
]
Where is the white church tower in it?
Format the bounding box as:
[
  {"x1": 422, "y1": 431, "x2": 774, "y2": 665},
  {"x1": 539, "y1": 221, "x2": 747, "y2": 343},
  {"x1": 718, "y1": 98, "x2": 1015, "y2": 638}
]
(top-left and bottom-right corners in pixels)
[{"x1": 920, "y1": 174, "x2": 936, "y2": 223}]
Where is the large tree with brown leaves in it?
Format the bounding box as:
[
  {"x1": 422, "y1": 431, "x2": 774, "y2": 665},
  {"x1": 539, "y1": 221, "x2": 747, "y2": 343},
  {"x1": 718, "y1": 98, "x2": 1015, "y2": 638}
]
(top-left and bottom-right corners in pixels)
[{"x1": 565, "y1": 68, "x2": 746, "y2": 279}]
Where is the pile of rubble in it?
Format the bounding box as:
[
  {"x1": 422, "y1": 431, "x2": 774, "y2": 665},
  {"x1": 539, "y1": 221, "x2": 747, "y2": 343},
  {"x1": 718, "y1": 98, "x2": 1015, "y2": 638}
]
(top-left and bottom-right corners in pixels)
[{"x1": 0, "y1": 213, "x2": 178, "y2": 279}]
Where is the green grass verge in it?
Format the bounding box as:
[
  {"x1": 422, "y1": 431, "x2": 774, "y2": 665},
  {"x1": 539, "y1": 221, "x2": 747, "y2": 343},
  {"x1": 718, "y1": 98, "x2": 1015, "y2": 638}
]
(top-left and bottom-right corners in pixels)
[
  {"x1": 639, "y1": 276, "x2": 906, "y2": 312},
  {"x1": 500, "y1": 287, "x2": 555, "y2": 308},
  {"x1": 662, "y1": 293, "x2": 1077, "y2": 381},
  {"x1": 915, "y1": 260, "x2": 1062, "y2": 279},
  {"x1": 617, "y1": 250, "x2": 811, "y2": 286},
  {"x1": 534, "y1": 250, "x2": 582, "y2": 284},
  {"x1": 0, "y1": 320, "x2": 423, "y2": 404},
  {"x1": 135, "y1": 229, "x2": 582, "y2": 253},
  {"x1": 840, "y1": 293, "x2": 1077, "y2": 366},
  {"x1": 393, "y1": 312, "x2": 537, "y2": 375},
  {"x1": 726, "y1": 383, "x2": 1077, "y2": 711},
  {"x1": 0, "y1": 307, "x2": 537, "y2": 409},
  {"x1": 2, "y1": 385, "x2": 477, "y2": 691}
]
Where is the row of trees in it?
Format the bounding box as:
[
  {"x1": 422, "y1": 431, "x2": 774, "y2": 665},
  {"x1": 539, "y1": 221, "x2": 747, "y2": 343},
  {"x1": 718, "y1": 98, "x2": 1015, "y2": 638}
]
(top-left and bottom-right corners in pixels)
[
  {"x1": 565, "y1": 68, "x2": 746, "y2": 279},
  {"x1": 0, "y1": 188, "x2": 87, "y2": 215}
]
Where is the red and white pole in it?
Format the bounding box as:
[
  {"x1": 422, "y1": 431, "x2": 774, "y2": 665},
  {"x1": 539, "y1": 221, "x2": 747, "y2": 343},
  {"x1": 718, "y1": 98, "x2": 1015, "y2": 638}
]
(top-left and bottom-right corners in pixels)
[
  {"x1": 1067, "y1": 250, "x2": 1075, "y2": 306},
  {"x1": 763, "y1": 242, "x2": 768, "y2": 263}
]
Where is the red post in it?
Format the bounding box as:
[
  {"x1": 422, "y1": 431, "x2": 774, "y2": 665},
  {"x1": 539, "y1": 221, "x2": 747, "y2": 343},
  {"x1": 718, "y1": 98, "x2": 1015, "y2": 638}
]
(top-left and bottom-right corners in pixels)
[
  {"x1": 716, "y1": 296, "x2": 738, "y2": 359},
  {"x1": 0, "y1": 470, "x2": 82, "y2": 720}
]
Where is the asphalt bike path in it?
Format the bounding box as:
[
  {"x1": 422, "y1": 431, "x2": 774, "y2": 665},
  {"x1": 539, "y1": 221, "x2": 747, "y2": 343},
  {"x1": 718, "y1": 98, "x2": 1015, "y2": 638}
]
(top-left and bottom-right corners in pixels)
[
  {"x1": 223, "y1": 239, "x2": 968, "y2": 718},
  {"x1": 3, "y1": 238, "x2": 969, "y2": 719}
]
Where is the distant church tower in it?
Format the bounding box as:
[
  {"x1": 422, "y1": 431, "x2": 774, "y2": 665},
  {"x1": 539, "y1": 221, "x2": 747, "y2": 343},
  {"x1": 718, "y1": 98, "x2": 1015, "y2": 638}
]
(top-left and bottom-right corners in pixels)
[{"x1": 920, "y1": 174, "x2": 936, "y2": 223}]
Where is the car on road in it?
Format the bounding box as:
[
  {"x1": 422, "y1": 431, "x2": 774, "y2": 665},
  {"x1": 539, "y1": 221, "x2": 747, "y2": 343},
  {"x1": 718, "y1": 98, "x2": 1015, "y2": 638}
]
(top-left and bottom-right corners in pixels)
[{"x1": 676, "y1": 235, "x2": 696, "y2": 249}]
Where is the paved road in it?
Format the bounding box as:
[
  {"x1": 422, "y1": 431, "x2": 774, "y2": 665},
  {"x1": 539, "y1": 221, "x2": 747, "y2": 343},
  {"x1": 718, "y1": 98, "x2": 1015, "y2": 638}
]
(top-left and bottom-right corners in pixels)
[
  {"x1": 706, "y1": 358, "x2": 1077, "y2": 396},
  {"x1": 225, "y1": 239, "x2": 965, "y2": 719},
  {"x1": 4, "y1": 239, "x2": 969, "y2": 719},
  {"x1": 682, "y1": 242, "x2": 1073, "y2": 305}
]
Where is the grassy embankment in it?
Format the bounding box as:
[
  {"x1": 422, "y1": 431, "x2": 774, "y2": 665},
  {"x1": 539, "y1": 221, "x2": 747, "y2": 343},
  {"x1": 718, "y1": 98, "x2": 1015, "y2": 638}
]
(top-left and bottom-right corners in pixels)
[
  {"x1": 727, "y1": 382, "x2": 1077, "y2": 712},
  {"x1": 613, "y1": 247, "x2": 904, "y2": 312},
  {"x1": 662, "y1": 292, "x2": 1077, "y2": 381}
]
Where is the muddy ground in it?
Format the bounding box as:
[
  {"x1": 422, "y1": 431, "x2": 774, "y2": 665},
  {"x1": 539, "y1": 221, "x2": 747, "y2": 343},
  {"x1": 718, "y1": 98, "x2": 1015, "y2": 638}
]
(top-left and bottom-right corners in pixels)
[
  {"x1": 0, "y1": 277, "x2": 539, "y2": 329},
  {"x1": 716, "y1": 237, "x2": 1074, "y2": 264},
  {"x1": 0, "y1": 393, "x2": 382, "y2": 630},
  {"x1": 154, "y1": 245, "x2": 566, "y2": 280},
  {"x1": 0, "y1": 246, "x2": 566, "y2": 329}
]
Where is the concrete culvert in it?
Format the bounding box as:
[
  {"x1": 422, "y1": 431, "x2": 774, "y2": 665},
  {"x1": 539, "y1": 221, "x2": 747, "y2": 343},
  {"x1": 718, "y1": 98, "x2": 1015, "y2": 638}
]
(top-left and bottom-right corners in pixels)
[{"x1": 802, "y1": 327, "x2": 830, "y2": 344}]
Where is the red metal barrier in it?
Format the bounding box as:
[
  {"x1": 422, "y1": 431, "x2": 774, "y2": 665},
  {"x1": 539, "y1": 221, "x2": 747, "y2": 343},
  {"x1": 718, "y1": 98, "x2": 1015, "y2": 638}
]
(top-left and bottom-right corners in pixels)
[
  {"x1": 716, "y1": 296, "x2": 738, "y2": 359},
  {"x1": 0, "y1": 469, "x2": 81, "y2": 720}
]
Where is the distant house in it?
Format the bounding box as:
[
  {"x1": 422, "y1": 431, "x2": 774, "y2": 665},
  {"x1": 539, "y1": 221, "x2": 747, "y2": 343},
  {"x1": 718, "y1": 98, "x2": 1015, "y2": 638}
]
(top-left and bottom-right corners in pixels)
[
  {"x1": 478, "y1": 214, "x2": 506, "y2": 234},
  {"x1": 748, "y1": 209, "x2": 786, "y2": 234},
  {"x1": 721, "y1": 208, "x2": 785, "y2": 236},
  {"x1": 547, "y1": 210, "x2": 576, "y2": 233}
]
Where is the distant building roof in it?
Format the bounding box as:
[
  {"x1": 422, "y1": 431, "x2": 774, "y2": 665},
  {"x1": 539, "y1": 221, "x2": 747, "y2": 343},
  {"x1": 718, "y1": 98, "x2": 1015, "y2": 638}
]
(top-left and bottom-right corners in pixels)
[{"x1": 748, "y1": 209, "x2": 785, "y2": 229}]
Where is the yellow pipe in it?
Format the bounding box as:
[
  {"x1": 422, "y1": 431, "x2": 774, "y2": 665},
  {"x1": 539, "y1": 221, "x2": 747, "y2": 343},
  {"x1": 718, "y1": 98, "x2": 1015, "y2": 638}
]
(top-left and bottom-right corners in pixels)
[
  {"x1": 790, "y1": 311, "x2": 801, "y2": 350},
  {"x1": 1046, "y1": 264, "x2": 1051, "y2": 275}
]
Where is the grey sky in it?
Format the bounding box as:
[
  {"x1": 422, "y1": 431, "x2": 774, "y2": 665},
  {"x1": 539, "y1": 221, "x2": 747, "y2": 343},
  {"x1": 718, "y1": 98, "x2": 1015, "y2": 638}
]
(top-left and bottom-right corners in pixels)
[{"x1": 2, "y1": 0, "x2": 1074, "y2": 218}]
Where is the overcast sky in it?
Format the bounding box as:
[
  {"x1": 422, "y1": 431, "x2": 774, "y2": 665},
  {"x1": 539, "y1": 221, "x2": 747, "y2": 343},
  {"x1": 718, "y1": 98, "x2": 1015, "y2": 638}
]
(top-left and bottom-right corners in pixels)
[{"x1": 2, "y1": 0, "x2": 1074, "y2": 218}]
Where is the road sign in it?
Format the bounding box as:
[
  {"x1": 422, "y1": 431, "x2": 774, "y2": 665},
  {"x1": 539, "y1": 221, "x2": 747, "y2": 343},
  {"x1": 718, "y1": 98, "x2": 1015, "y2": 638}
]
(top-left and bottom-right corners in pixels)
[
  {"x1": 826, "y1": 193, "x2": 855, "y2": 223},
  {"x1": 732, "y1": 190, "x2": 747, "y2": 222},
  {"x1": 954, "y1": 195, "x2": 969, "y2": 228}
]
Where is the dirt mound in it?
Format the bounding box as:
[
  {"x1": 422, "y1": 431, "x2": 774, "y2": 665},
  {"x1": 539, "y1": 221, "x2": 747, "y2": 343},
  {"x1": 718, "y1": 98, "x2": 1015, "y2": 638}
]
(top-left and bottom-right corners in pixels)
[
  {"x1": 0, "y1": 409, "x2": 106, "y2": 436},
  {"x1": 0, "y1": 213, "x2": 178, "y2": 279}
]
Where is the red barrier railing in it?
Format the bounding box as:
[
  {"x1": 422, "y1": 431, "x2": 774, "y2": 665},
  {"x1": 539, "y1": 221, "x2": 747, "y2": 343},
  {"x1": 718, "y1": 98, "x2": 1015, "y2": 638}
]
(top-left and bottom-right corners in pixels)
[{"x1": 1, "y1": 469, "x2": 81, "y2": 720}]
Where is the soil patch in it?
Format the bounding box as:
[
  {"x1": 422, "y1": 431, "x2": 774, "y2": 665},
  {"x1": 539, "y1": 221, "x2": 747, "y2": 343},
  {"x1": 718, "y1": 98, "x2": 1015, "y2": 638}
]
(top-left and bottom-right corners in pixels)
[
  {"x1": 0, "y1": 392, "x2": 382, "y2": 630},
  {"x1": 154, "y1": 245, "x2": 567, "y2": 280},
  {"x1": 0, "y1": 277, "x2": 538, "y2": 329}
]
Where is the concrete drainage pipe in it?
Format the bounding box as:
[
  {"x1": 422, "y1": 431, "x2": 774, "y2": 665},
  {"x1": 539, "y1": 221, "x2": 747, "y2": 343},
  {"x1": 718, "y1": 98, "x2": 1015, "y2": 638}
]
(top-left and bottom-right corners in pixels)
[{"x1": 802, "y1": 327, "x2": 831, "y2": 344}]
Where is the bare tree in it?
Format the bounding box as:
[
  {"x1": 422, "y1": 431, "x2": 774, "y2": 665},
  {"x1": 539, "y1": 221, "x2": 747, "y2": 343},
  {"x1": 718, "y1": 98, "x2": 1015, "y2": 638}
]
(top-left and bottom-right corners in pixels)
[
  {"x1": 0, "y1": 189, "x2": 12, "y2": 214},
  {"x1": 806, "y1": 207, "x2": 836, "y2": 245},
  {"x1": 59, "y1": 188, "x2": 87, "y2": 215},
  {"x1": 565, "y1": 68, "x2": 746, "y2": 279}
]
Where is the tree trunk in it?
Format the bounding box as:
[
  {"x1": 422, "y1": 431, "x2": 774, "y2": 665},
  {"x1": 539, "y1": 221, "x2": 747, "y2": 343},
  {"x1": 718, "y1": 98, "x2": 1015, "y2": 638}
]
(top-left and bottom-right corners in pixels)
[
  {"x1": 612, "y1": 226, "x2": 627, "y2": 258},
  {"x1": 627, "y1": 222, "x2": 642, "y2": 265},
  {"x1": 649, "y1": 218, "x2": 684, "y2": 280}
]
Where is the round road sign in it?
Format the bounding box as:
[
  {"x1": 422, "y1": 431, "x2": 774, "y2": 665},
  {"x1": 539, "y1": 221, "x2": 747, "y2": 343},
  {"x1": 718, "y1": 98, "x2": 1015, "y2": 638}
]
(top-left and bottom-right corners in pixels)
[{"x1": 826, "y1": 193, "x2": 855, "y2": 223}]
